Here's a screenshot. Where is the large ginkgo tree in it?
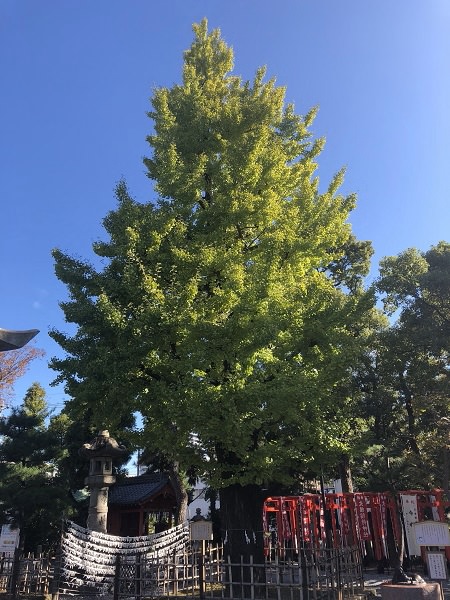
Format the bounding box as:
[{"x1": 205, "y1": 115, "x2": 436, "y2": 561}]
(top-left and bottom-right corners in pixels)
[{"x1": 50, "y1": 20, "x2": 376, "y2": 568}]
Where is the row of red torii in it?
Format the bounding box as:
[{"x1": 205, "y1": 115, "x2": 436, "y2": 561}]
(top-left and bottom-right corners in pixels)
[{"x1": 263, "y1": 490, "x2": 450, "y2": 564}]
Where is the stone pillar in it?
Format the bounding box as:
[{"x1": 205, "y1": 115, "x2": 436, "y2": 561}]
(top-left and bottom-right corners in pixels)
[
  {"x1": 79, "y1": 430, "x2": 127, "y2": 533},
  {"x1": 85, "y1": 476, "x2": 114, "y2": 533}
]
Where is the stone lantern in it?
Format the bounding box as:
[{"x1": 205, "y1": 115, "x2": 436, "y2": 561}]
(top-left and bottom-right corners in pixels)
[{"x1": 80, "y1": 430, "x2": 128, "y2": 533}]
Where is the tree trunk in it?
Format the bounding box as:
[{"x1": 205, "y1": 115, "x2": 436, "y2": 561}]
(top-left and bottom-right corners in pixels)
[
  {"x1": 338, "y1": 453, "x2": 354, "y2": 493},
  {"x1": 219, "y1": 483, "x2": 266, "y2": 592},
  {"x1": 442, "y1": 443, "x2": 450, "y2": 500},
  {"x1": 206, "y1": 487, "x2": 221, "y2": 542},
  {"x1": 399, "y1": 370, "x2": 421, "y2": 456},
  {"x1": 386, "y1": 505, "x2": 400, "y2": 570},
  {"x1": 168, "y1": 461, "x2": 188, "y2": 525}
]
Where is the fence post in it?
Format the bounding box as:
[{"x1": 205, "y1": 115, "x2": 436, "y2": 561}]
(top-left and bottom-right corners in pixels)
[
  {"x1": 274, "y1": 553, "x2": 281, "y2": 600},
  {"x1": 113, "y1": 554, "x2": 120, "y2": 600},
  {"x1": 50, "y1": 547, "x2": 61, "y2": 600},
  {"x1": 227, "y1": 555, "x2": 234, "y2": 600},
  {"x1": 10, "y1": 548, "x2": 20, "y2": 600},
  {"x1": 250, "y1": 554, "x2": 255, "y2": 600},
  {"x1": 173, "y1": 547, "x2": 178, "y2": 596},
  {"x1": 135, "y1": 553, "x2": 141, "y2": 600},
  {"x1": 199, "y1": 540, "x2": 205, "y2": 600},
  {"x1": 299, "y1": 548, "x2": 309, "y2": 600},
  {"x1": 336, "y1": 549, "x2": 343, "y2": 600}
]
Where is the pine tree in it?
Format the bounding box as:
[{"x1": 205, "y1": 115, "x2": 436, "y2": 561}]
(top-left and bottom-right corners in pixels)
[{"x1": 0, "y1": 383, "x2": 70, "y2": 552}]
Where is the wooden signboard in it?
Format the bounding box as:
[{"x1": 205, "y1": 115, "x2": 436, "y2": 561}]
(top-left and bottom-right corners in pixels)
[{"x1": 190, "y1": 520, "x2": 213, "y2": 541}]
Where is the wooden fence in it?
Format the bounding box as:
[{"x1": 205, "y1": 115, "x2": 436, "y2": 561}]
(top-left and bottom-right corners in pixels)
[
  {"x1": 0, "y1": 551, "x2": 56, "y2": 598},
  {"x1": 0, "y1": 544, "x2": 364, "y2": 599},
  {"x1": 113, "y1": 544, "x2": 364, "y2": 600}
]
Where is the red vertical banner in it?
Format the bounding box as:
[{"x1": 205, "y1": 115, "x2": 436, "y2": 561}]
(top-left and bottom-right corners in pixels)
[
  {"x1": 341, "y1": 511, "x2": 350, "y2": 536},
  {"x1": 310, "y1": 495, "x2": 324, "y2": 548},
  {"x1": 299, "y1": 497, "x2": 311, "y2": 543},
  {"x1": 340, "y1": 496, "x2": 350, "y2": 536},
  {"x1": 369, "y1": 494, "x2": 384, "y2": 560},
  {"x1": 310, "y1": 497, "x2": 320, "y2": 548},
  {"x1": 326, "y1": 496, "x2": 339, "y2": 548},
  {"x1": 348, "y1": 494, "x2": 359, "y2": 546},
  {"x1": 282, "y1": 509, "x2": 291, "y2": 541},
  {"x1": 319, "y1": 499, "x2": 326, "y2": 546},
  {"x1": 380, "y1": 493, "x2": 388, "y2": 538},
  {"x1": 354, "y1": 493, "x2": 371, "y2": 540}
]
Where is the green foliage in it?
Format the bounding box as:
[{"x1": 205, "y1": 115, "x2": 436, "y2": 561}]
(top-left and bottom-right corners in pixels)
[
  {"x1": 352, "y1": 242, "x2": 450, "y2": 491},
  {"x1": 0, "y1": 384, "x2": 72, "y2": 552},
  {"x1": 23, "y1": 382, "x2": 48, "y2": 423},
  {"x1": 50, "y1": 21, "x2": 375, "y2": 493}
]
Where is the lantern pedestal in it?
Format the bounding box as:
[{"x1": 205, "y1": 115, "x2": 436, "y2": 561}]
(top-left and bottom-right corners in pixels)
[{"x1": 381, "y1": 583, "x2": 442, "y2": 600}]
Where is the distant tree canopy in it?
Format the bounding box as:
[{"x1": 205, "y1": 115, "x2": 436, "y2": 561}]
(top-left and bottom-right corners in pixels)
[
  {"x1": 352, "y1": 242, "x2": 450, "y2": 492},
  {"x1": 50, "y1": 20, "x2": 378, "y2": 564}
]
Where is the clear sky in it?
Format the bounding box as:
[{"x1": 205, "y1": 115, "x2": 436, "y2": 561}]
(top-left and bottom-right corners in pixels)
[{"x1": 1, "y1": 0, "x2": 449, "y2": 415}]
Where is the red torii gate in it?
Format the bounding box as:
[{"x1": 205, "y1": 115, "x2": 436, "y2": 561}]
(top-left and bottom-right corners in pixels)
[{"x1": 263, "y1": 490, "x2": 450, "y2": 563}]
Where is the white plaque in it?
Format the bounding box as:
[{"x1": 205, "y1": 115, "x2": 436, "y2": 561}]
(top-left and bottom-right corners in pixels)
[
  {"x1": 426, "y1": 551, "x2": 448, "y2": 580},
  {"x1": 0, "y1": 525, "x2": 20, "y2": 555},
  {"x1": 413, "y1": 521, "x2": 450, "y2": 546},
  {"x1": 401, "y1": 494, "x2": 420, "y2": 555}
]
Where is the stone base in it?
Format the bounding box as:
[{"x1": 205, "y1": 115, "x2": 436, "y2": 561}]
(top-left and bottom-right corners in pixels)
[{"x1": 381, "y1": 582, "x2": 443, "y2": 600}]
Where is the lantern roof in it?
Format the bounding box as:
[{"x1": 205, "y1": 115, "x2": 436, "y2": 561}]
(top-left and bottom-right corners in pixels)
[{"x1": 80, "y1": 430, "x2": 128, "y2": 459}]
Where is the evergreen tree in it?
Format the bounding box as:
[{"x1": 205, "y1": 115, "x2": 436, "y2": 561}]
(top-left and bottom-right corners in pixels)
[
  {"x1": 0, "y1": 383, "x2": 70, "y2": 552},
  {"x1": 352, "y1": 242, "x2": 450, "y2": 492},
  {"x1": 50, "y1": 21, "x2": 376, "y2": 568}
]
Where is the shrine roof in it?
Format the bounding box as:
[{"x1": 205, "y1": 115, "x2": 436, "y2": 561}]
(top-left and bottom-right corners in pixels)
[{"x1": 108, "y1": 473, "x2": 171, "y2": 506}]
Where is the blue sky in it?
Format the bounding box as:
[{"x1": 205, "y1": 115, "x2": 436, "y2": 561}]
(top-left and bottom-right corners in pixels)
[{"x1": 1, "y1": 0, "x2": 449, "y2": 415}]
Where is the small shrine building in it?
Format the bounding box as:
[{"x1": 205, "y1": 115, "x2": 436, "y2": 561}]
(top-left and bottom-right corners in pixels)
[{"x1": 107, "y1": 472, "x2": 177, "y2": 537}]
